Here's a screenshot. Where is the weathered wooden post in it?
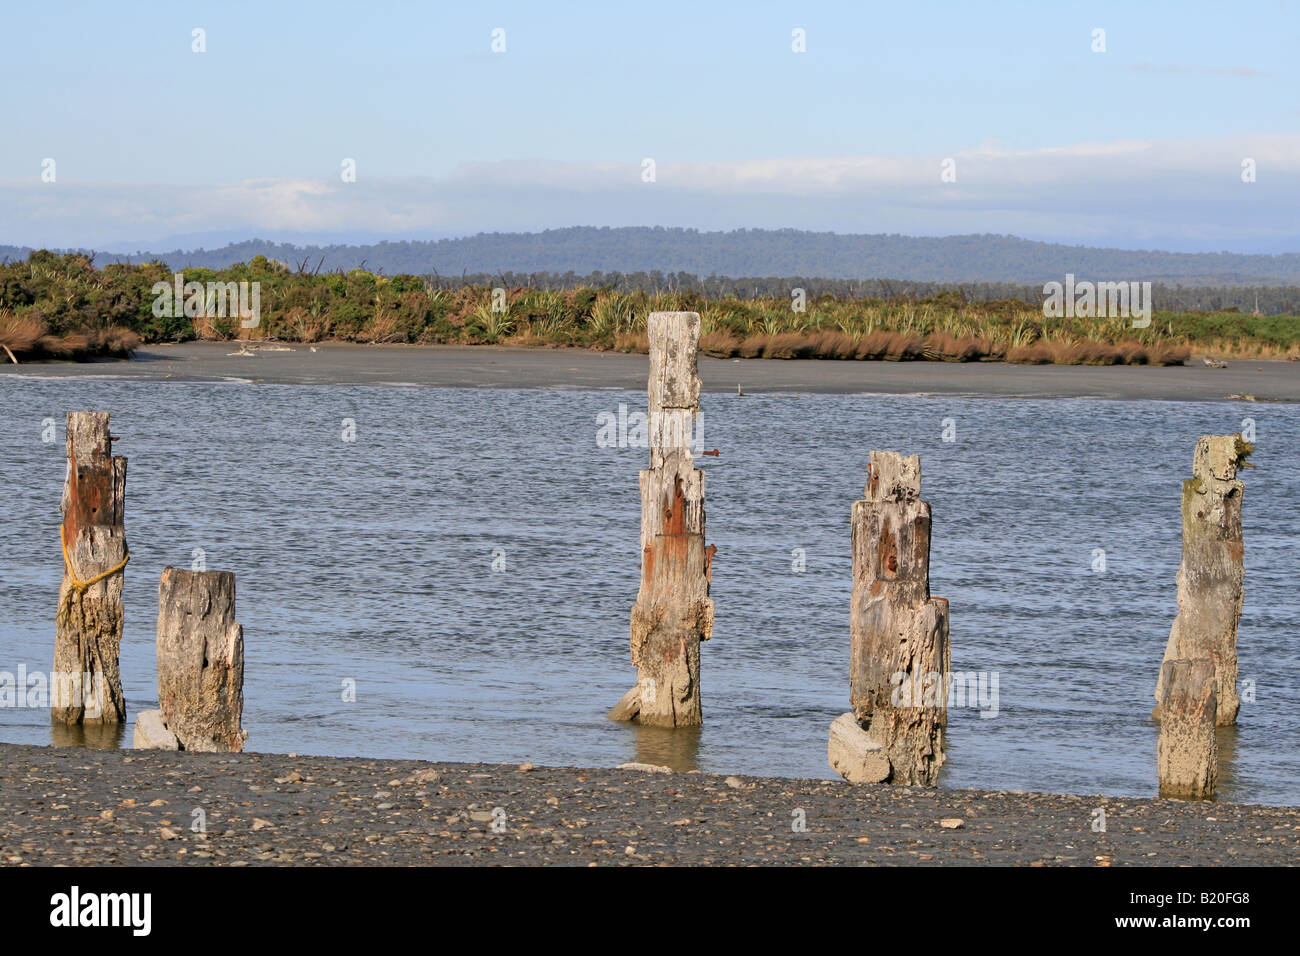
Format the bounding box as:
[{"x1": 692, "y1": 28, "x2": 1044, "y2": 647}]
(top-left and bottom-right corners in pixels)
[
  {"x1": 1153, "y1": 434, "x2": 1249, "y2": 725},
  {"x1": 829, "y1": 451, "x2": 949, "y2": 786},
  {"x1": 607, "y1": 312, "x2": 714, "y2": 727},
  {"x1": 1157, "y1": 657, "x2": 1218, "y2": 799},
  {"x1": 135, "y1": 567, "x2": 246, "y2": 751},
  {"x1": 53, "y1": 412, "x2": 128, "y2": 724}
]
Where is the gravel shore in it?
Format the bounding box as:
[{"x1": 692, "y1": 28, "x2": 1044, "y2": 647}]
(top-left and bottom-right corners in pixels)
[
  {"x1": 2, "y1": 342, "x2": 1297, "y2": 401},
  {"x1": 1, "y1": 744, "x2": 1294, "y2": 866}
]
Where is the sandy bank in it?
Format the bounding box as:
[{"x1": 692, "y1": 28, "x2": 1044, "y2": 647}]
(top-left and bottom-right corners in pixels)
[{"x1": 2, "y1": 342, "x2": 1297, "y2": 401}]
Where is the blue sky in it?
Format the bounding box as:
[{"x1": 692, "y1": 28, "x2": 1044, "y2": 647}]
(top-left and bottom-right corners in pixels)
[{"x1": 2, "y1": 0, "x2": 1297, "y2": 250}]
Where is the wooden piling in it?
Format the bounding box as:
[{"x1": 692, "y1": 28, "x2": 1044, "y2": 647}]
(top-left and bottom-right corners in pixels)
[
  {"x1": 151, "y1": 567, "x2": 246, "y2": 751},
  {"x1": 608, "y1": 312, "x2": 714, "y2": 728},
  {"x1": 830, "y1": 451, "x2": 949, "y2": 786},
  {"x1": 52, "y1": 411, "x2": 128, "y2": 724},
  {"x1": 1157, "y1": 657, "x2": 1218, "y2": 799},
  {"x1": 1154, "y1": 434, "x2": 1249, "y2": 725}
]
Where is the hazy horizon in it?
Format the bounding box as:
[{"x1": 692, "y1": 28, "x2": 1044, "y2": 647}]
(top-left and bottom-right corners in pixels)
[{"x1": 13, "y1": 227, "x2": 1300, "y2": 260}]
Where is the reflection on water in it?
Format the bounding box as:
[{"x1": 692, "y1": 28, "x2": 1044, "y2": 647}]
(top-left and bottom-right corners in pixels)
[
  {"x1": 626, "y1": 722, "x2": 701, "y2": 772},
  {"x1": 1214, "y1": 724, "x2": 1240, "y2": 799},
  {"x1": 50, "y1": 720, "x2": 126, "y2": 750},
  {"x1": 1, "y1": 378, "x2": 1298, "y2": 805}
]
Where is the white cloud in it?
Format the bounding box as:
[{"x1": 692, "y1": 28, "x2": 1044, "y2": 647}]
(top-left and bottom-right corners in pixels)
[{"x1": 3, "y1": 134, "x2": 1297, "y2": 250}]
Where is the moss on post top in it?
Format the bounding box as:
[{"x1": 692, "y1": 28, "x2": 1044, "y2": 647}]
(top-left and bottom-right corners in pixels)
[
  {"x1": 1190, "y1": 434, "x2": 1250, "y2": 491},
  {"x1": 1232, "y1": 434, "x2": 1255, "y2": 467}
]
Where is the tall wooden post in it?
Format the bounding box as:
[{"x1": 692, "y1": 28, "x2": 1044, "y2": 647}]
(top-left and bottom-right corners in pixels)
[
  {"x1": 1157, "y1": 657, "x2": 1218, "y2": 799},
  {"x1": 830, "y1": 451, "x2": 949, "y2": 786},
  {"x1": 150, "y1": 567, "x2": 246, "y2": 751},
  {"x1": 1154, "y1": 434, "x2": 1248, "y2": 725},
  {"x1": 608, "y1": 312, "x2": 714, "y2": 727},
  {"x1": 53, "y1": 412, "x2": 128, "y2": 724}
]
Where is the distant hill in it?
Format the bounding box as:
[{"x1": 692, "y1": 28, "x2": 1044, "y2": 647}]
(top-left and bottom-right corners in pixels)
[{"x1": 5, "y1": 227, "x2": 1300, "y2": 285}]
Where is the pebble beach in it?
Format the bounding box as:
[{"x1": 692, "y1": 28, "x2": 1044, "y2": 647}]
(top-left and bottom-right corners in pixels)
[{"x1": 1, "y1": 744, "x2": 1295, "y2": 866}]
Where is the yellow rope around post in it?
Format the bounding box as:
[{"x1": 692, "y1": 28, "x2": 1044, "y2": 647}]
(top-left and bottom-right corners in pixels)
[{"x1": 59, "y1": 523, "x2": 129, "y2": 611}]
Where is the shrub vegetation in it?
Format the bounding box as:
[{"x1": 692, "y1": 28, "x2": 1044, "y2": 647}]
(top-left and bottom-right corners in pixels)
[{"x1": 4, "y1": 252, "x2": 1298, "y2": 366}]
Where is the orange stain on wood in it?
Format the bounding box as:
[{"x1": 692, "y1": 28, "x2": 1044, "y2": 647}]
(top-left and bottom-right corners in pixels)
[{"x1": 62, "y1": 432, "x2": 116, "y2": 546}]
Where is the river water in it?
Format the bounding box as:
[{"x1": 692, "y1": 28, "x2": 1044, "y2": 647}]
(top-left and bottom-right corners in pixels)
[{"x1": 1, "y1": 375, "x2": 1296, "y2": 805}]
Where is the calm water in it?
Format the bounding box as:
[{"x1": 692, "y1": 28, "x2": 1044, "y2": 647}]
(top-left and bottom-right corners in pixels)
[{"x1": 1, "y1": 375, "x2": 1297, "y2": 805}]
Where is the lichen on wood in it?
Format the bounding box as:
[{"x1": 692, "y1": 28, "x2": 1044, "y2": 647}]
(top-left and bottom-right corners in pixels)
[
  {"x1": 831, "y1": 450, "x2": 949, "y2": 786},
  {"x1": 155, "y1": 567, "x2": 246, "y2": 751},
  {"x1": 609, "y1": 312, "x2": 714, "y2": 728},
  {"x1": 1157, "y1": 657, "x2": 1218, "y2": 800},
  {"x1": 52, "y1": 412, "x2": 128, "y2": 724},
  {"x1": 1154, "y1": 434, "x2": 1246, "y2": 726}
]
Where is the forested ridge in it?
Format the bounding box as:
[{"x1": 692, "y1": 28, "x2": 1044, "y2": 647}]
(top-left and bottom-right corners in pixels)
[{"x1": 5, "y1": 227, "x2": 1300, "y2": 298}]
